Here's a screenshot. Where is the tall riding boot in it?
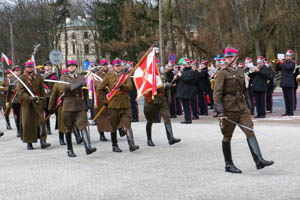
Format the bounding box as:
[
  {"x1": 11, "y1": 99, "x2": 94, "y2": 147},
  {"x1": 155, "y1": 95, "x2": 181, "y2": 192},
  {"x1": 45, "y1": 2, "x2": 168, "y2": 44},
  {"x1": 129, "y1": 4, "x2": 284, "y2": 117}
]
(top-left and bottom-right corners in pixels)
[
  {"x1": 222, "y1": 141, "x2": 242, "y2": 173},
  {"x1": 73, "y1": 125, "x2": 83, "y2": 144},
  {"x1": 111, "y1": 132, "x2": 122, "y2": 152},
  {"x1": 118, "y1": 128, "x2": 126, "y2": 137},
  {"x1": 0, "y1": 131, "x2": 4, "y2": 137},
  {"x1": 5, "y1": 116, "x2": 12, "y2": 130},
  {"x1": 65, "y1": 132, "x2": 76, "y2": 157},
  {"x1": 27, "y1": 143, "x2": 34, "y2": 150},
  {"x1": 126, "y1": 127, "x2": 139, "y2": 152},
  {"x1": 59, "y1": 132, "x2": 66, "y2": 145},
  {"x1": 99, "y1": 132, "x2": 108, "y2": 141},
  {"x1": 247, "y1": 135, "x2": 274, "y2": 170},
  {"x1": 81, "y1": 128, "x2": 97, "y2": 155},
  {"x1": 146, "y1": 122, "x2": 155, "y2": 146},
  {"x1": 46, "y1": 119, "x2": 51, "y2": 135},
  {"x1": 40, "y1": 140, "x2": 51, "y2": 149},
  {"x1": 165, "y1": 123, "x2": 181, "y2": 145}
]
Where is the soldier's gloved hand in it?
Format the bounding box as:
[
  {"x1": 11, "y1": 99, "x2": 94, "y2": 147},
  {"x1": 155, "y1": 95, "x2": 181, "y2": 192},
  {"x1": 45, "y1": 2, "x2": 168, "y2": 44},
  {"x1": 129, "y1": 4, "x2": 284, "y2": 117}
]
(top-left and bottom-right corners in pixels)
[
  {"x1": 48, "y1": 110, "x2": 55, "y2": 115},
  {"x1": 164, "y1": 83, "x2": 172, "y2": 88},
  {"x1": 5, "y1": 102, "x2": 9, "y2": 108},
  {"x1": 103, "y1": 100, "x2": 109, "y2": 106},
  {"x1": 118, "y1": 84, "x2": 123, "y2": 91},
  {"x1": 30, "y1": 96, "x2": 39, "y2": 101}
]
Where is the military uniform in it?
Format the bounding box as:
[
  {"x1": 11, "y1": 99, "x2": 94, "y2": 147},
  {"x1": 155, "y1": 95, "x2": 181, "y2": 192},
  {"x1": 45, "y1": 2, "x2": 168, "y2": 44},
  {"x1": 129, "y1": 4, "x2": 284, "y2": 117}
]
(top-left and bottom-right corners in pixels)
[
  {"x1": 214, "y1": 47, "x2": 273, "y2": 173},
  {"x1": 0, "y1": 77, "x2": 12, "y2": 130},
  {"x1": 41, "y1": 69, "x2": 57, "y2": 135},
  {"x1": 6, "y1": 76, "x2": 21, "y2": 136},
  {"x1": 97, "y1": 71, "x2": 139, "y2": 152},
  {"x1": 143, "y1": 82, "x2": 181, "y2": 146},
  {"x1": 61, "y1": 69, "x2": 96, "y2": 156},
  {"x1": 17, "y1": 71, "x2": 50, "y2": 149}
]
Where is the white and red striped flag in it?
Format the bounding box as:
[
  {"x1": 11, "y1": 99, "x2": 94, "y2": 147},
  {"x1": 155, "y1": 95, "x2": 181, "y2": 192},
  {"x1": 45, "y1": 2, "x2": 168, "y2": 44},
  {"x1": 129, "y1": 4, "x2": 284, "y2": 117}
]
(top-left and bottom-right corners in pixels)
[
  {"x1": 1, "y1": 53, "x2": 12, "y2": 65},
  {"x1": 133, "y1": 48, "x2": 163, "y2": 100}
]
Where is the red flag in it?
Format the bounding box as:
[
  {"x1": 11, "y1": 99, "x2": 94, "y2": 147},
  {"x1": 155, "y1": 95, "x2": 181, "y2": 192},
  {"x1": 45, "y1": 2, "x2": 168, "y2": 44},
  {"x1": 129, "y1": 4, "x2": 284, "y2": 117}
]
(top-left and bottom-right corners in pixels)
[
  {"x1": 106, "y1": 73, "x2": 128, "y2": 100},
  {"x1": 2, "y1": 53, "x2": 12, "y2": 65},
  {"x1": 133, "y1": 48, "x2": 163, "y2": 99}
]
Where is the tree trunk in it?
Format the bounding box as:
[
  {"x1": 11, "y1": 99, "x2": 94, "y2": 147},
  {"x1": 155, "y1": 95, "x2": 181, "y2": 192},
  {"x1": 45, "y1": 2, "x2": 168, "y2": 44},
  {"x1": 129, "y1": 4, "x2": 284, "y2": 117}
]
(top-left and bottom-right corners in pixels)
[{"x1": 255, "y1": 39, "x2": 261, "y2": 56}]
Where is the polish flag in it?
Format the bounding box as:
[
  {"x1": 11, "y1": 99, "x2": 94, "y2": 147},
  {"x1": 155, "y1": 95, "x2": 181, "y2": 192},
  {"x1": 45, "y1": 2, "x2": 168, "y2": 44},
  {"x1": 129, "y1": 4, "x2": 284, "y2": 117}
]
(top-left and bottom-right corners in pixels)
[
  {"x1": 133, "y1": 48, "x2": 163, "y2": 100},
  {"x1": 2, "y1": 53, "x2": 12, "y2": 65}
]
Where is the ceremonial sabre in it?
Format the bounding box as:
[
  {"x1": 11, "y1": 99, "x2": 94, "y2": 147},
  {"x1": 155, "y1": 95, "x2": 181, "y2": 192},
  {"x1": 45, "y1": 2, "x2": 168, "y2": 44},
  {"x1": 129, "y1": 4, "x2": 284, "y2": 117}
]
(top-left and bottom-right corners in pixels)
[
  {"x1": 8, "y1": 70, "x2": 36, "y2": 98},
  {"x1": 44, "y1": 79, "x2": 71, "y2": 85},
  {"x1": 223, "y1": 118, "x2": 266, "y2": 135}
]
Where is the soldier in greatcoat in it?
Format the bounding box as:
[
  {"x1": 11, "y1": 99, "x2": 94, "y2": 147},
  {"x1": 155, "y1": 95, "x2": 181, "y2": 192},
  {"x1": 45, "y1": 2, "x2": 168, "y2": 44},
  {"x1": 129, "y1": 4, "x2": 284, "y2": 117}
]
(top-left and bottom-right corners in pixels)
[
  {"x1": 97, "y1": 59, "x2": 139, "y2": 153},
  {"x1": 17, "y1": 61, "x2": 51, "y2": 150},
  {"x1": 0, "y1": 70, "x2": 12, "y2": 130},
  {"x1": 214, "y1": 47, "x2": 273, "y2": 173},
  {"x1": 60, "y1": 60, "x2": 96, "y2": 157}
]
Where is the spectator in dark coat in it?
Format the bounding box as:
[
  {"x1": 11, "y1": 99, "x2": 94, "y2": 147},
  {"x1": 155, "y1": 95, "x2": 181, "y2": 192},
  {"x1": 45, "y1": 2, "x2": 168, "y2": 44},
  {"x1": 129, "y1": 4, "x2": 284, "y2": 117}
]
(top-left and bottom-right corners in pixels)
[
  {"x1": 197, "y1": 60, "x2": 210, "y2": 115},
  {"x1": 249, "y1": 57, "x2": 269, "y2": 118},
  {"x1": 165, "y1": 63, "x2": 177, "y2": 118},
  {"x1": 175, "y1": 59, "x2": 197, "y2": 124},
  {"x1": 276, "y1": 50, "x2": 296, "y2": 116}
]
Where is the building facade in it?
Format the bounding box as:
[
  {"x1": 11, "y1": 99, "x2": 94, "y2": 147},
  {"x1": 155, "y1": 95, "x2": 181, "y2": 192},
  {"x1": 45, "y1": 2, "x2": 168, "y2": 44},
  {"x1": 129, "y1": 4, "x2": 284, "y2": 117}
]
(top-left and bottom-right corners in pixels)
[{"x1": 57, "y1": 17, "x2": 99, "y2": 69}]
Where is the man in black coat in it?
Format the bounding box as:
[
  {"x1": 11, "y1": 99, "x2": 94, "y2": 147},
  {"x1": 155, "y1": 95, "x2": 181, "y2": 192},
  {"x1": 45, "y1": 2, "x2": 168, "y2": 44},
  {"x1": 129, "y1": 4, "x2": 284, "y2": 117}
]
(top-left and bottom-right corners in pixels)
[
  {"x1": 165, "y1": 63, "x2": 177, "y2": 118},
  {"x1": 265, "y1": 61, "x2": 275, "y2": 113},
  {"x1": 248, "y1": 56, "x2": 269, "y2": 118},
  {"x1": 175, "y1": 59, "x2": 196, "y2": 124},
  {"x1": 127, "y1": 62, "x2": 139, "y2": 122},
  {"x1": 276, "y1": 50, "x2": 296, "y2": 116},
  {"x1": 293, "y1": 60, "x2": 299, "y2": 111},
  {"x1": 197, "y1": 60, "x2": 209, "y2": 115}
]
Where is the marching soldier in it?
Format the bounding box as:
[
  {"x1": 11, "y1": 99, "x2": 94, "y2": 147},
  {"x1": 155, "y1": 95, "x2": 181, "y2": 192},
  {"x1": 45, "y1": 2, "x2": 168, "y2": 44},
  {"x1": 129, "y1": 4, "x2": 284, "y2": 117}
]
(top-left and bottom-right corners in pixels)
[
  {"x1": 0, "y1": 70, "x2": 12, "y2": 130},
  {"x1": 6, "y1": 66, "x2": 22, "y2": 137},
  {"x1": 97, "y1": 59, "x2": 139, "y2": 153},
  {"x1": 61, "y1": 60, "x2": 97, "y2": 157},
  {"x1": 41, "y1": 61, "x2": 57, "y2": 135},
  {"x1": 214, "y1": 46, "x2": 273, "y2": 173},
  {"x1": 276, "y1": 50, "x2": 296, "y2": 116},
  {"x1": 17, "y1": 61, "x2": 51, "y2": 150},
  {"x1": 143, "y1": 76, "x2": 181, "y2": 146}
]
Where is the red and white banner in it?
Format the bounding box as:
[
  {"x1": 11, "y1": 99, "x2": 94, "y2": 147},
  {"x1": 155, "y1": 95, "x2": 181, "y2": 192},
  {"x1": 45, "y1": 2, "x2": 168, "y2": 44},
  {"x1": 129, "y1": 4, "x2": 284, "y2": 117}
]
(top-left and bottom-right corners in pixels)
[
  {"x1": 133, "y1": 48, "x2": 163, "y2": 100},
  {"x1": 1, "y1": 53, "x2": 12, "y2": 65},
  {"x1": 106, "y1": 73, "x2": 128, "y2": 100}
]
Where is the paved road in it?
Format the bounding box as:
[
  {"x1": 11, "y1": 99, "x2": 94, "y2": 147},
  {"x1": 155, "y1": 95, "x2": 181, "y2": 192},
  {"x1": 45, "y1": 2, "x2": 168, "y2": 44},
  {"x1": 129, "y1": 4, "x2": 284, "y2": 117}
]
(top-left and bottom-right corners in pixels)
[{"x1": 0, "y1": 109, "x2": 299, "y2": 200}]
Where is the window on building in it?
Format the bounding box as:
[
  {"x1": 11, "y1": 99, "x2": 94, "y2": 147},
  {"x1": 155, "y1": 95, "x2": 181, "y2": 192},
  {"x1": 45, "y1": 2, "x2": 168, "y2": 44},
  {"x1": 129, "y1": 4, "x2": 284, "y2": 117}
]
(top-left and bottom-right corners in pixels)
[
  {"x1": 73, "y1": 44, "x2": 76, "y2": 55},
  {"x1": 84, "y1": 44, "x2": 89, "y2": 54},
  {"x1": 84, "y1": 32, "x2": 88, "y2": 39},
  {"x1": 72, "y1": 32, "x2": 75, "y2": 39}
]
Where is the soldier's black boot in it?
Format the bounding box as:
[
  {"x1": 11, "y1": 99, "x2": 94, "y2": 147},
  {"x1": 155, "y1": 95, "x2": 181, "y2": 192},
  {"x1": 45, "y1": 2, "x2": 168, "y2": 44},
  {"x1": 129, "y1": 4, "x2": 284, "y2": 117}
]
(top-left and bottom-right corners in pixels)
[
  {"x1": 126, "y1": 127, "x2": 139, "y2": 152},
  {"x1": 40, "y1": 140, "x2": 51, "y2": 149},
  {"x1": 247, "y1": 135, "x2": 274, "y2": 170},
  {"x1": 73, "y1": 125, "x2": 83, "y2": 144},
  {"x1": 118, "y1": 128, "x2": 126, "y2": 137},
  {"x1": 6, "y1": 116, "x2": 12, "y2": 130},
  {"x1": 99, "y1": 132, "x2": 108, "y2": 141},
  {"x1": 65, "y1": 132, "x2": 76, "y2": 157},
  {"x1": 59, "y1": 132, "x2": 66, "y2": 145},
  {"x1": 146, "y1": 123, "x2": 155, "y2": 146},
  {"x1": 165, "y1": 123, "x2": 181, "y2": 145},
  {"x1": 27, "y1": 143, "x2": 34, "y2": 150},
  {"x1": 81, "y1": 128, "x2": 97, "y2": 155},
  {"x1": 111, "y1": 132, "x2": 122, "y2": 152},
  {"x1": 222, "y1": 141, "x2": 242, "y2": 173},
  {"x1": 46, "y1": 119, "x2": 51, "y2": 135},
  {"x1": 0, "y1": 132, "x2": 3, "y2": 137}
]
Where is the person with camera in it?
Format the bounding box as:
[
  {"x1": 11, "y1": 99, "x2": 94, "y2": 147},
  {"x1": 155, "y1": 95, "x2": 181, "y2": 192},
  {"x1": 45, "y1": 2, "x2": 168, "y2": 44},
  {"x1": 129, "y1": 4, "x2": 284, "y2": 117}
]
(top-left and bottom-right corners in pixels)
[
  {"x1": 248, "y1": 56, "x2": 269, "y2": 118},
  {"x1": 276, "y1": 50, "x2": 296, "y2": 116}
]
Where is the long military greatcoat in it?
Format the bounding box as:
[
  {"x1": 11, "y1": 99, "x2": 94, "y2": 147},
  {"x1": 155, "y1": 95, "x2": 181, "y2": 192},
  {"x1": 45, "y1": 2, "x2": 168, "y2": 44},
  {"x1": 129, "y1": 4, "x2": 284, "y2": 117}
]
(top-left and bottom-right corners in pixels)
[{"x1": 17, "y1": 72, "x2": 47, "y2": 143}]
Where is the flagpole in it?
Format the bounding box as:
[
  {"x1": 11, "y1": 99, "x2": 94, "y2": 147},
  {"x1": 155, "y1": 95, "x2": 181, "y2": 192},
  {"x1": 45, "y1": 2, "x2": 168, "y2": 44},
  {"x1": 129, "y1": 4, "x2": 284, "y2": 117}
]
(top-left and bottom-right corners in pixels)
[{"x1": 93, "y1": 46, "x2": 153, "y2": 121}]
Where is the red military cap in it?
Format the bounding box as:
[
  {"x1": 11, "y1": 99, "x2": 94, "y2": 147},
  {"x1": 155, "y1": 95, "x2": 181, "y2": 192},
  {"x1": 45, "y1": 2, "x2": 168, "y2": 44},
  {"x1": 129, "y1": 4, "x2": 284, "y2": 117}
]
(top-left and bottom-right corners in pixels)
[
  {"x1": 285, "y1": 49, "x2": 294, "y2": 57},
  {"x1": 200, "y1": 60, "x2": 209, "y2": 65},
  {"x1": 257, "y1": 56, "x2": 265, "y2": 64},
  {"x1": 224, "y1": 47, "x2": 238, "y2": 57}
]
